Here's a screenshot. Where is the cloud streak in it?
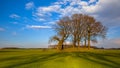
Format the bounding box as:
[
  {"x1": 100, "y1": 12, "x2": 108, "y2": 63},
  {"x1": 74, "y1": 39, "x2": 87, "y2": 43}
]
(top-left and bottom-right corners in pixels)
[
  {"x1": 9, "y1": 14, "x2": 20, "y2": 19},
  {"x1": 26, "y1": 25, "x2": 51, "y2": 29},
  {"x1": 25, "y1": 2, "x2": 34, "y2": 10}
]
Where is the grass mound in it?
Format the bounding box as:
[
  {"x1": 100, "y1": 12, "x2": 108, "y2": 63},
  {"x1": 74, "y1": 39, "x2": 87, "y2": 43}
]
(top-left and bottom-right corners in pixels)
[{"x1": 0, "y1": 49, "x2": 120, "y2": 68}]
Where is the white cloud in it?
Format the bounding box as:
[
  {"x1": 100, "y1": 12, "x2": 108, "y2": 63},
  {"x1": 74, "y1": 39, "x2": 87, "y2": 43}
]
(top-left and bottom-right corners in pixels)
[
  {"x1": 0, "y1": 27, "x2": 5, "y2": 31},
  {"x1": 38, "y1": 18, "x2": 46, "y2": 21},
  {"x1": 26, "y1": 25, "x2": 51, "y2": 29},
  {"x1": 9, "y1": 14, "x2": 20, "y2": 19},
  {"x1": 33, "y1": 5, "x2": 61, "y2": 22},
  {"x1": 25, "y1": 2, "x2": 34, "y2": 10},
  {"x1": 89, "y1": 0, "x2": 97, "y2": 3},
  {"x1": 39, "y1": 5, "x2": 61, "y2": 12},
  {"x1": 33, "y1": 0, "x2": 88, "y2": 21},
  {"x1": 48, "y1": 21, "x2": 56, "y2": 25},
  {"x1": 80, "y1": 1, "x2": 88, "y2": 6},
  {"x1": 33, "y1": 17, "x2": 46, "y2": 22},
  {"x1": 84, "y1": 0, "x2": 120, "y2": 16},
  {"x1": 33, "y1": 0, "x2": 120, "y2": 28},
  {"x1": 69, "y1": 0, "x2": 81, "y2": 6},
  {"x1": 88, "y1": 0, "x2": 120, "y2": 27},
  {"x1": 36, "y1": 5, "x2": 61, "y2": 15}
]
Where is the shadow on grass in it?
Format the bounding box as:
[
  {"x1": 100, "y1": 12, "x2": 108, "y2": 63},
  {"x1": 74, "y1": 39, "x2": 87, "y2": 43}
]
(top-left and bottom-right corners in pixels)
[
  {"x1": 73, "y1": 52, "x2": 120, "y2": 68},
  {"x1": 5, "y1": 52, "x2": 67, "y2": 68},
  {"x1": 3, "y1": 51, "x2": 120, "y2": 68}
]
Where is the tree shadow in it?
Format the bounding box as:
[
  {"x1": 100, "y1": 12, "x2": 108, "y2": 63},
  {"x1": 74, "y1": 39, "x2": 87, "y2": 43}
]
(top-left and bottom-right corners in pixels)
[
  {"x1": 73, "y1": 52, "x2": 120, "y2": 68},
  {"x1": 5, "y1": 52, "x2": 67, "y2": 68},
  {"x1": 3, "y1": 51, "x2": 120, "y2": 68}
]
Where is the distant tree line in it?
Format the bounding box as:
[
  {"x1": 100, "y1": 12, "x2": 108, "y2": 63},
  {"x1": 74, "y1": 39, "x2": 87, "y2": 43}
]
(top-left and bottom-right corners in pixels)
[{"x1": 49, "y1": 14, "x2": 107, "y2": 50}]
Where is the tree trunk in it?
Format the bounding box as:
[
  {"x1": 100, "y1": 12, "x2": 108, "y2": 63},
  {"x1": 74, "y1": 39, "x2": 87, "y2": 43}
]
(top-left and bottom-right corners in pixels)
[
  {"x1": 78, "y1": 39, "x2": 80, "y2": 48},
  {"x1": 61, "y1": 44, "x2": 64, "y2": 50},
  {"x1": 57, "y1": 40, "x2": 63, "y2": 50},
  {"x1": 73, "y1": 40, "x2": 76, "y2": 48},
  {"x1": 60, "y1": 40, "x2": 64, "y2": 50},
  {"x1": 73, "y1": 38, "x2": 77, "y2": 48},
  {"x1": 57, "y1": 42, "x2": 61, "y2": 50},
  {"x1": 84, "y1": 39, "x2": 87, "y2": 48},
  {"x1": 84, "y1": 38, "x2": 86, "y2": 48},
  {"x1": 73, "y1": 35, "x2": 77, "y2": 48},
  {"x1": 88, "y1": 31, "x2": 90, "y2": 49}
]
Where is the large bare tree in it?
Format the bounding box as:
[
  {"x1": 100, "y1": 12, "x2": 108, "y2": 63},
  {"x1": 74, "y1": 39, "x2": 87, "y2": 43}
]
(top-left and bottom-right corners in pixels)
[{"x1": 49, "y1": 16, "x2": 70, "y2": 50}]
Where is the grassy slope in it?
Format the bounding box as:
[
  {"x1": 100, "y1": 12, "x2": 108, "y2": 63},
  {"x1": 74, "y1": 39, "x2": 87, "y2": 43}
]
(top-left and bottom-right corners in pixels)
[{"x1": 0, "y1": 49, "x2": 120, "y2": 68}]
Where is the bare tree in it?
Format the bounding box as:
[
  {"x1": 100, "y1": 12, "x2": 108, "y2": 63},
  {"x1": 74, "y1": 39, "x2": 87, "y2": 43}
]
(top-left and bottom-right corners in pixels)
[
  {"x1": 70, "y1": 14, "x2": 85, "y2": 48},
  {"x1": 84, "y1": 15, "x2": 107, "y2": 49},
  {"x1": 50, "y1": 16, "x2": 70, "y2": 50}
]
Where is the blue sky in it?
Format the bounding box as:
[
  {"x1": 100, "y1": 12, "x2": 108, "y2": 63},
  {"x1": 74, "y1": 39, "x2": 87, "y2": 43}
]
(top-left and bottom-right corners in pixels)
[{"x1": 0, "y1": 0, "x2": 120, "y2": 48}]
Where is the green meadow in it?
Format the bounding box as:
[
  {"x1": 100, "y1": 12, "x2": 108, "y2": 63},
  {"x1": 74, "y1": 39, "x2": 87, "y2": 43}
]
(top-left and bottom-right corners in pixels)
[{"x1": 0, "y1": 49, "x2": 120, "y2": 68}]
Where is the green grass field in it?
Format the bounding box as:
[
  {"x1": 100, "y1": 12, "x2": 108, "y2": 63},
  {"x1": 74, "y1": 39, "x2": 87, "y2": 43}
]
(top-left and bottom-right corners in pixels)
[{"x1": 0, "y1": 49, "x2": 120, "y2": 68}]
